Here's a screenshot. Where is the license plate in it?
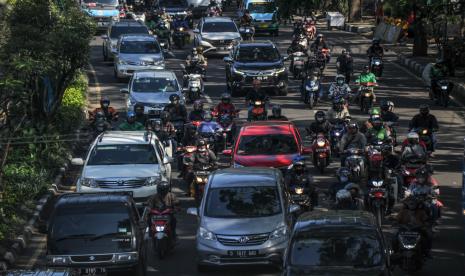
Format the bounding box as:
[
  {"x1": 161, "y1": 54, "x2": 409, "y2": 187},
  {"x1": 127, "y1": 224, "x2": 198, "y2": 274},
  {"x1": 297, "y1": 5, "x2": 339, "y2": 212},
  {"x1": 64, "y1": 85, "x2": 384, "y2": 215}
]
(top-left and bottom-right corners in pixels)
[
  {"x1": 256, "y1": 76, "x2": 268, "y2": 80},
  {"x1": 227, "y1": 250, "x2": 258, "y2": 258},
  {"x1": 260, "y1": 23, "x2": 268, "y2": 28},
  {"x1": 292, "y1": 194, "x2": 307, "y2": 201},
  {"x1": 81, "y1": 268, "x2": 106, "y2": 275},
  {"x1": 149, "y1": 109, "x2": 160, "y2": 115}
]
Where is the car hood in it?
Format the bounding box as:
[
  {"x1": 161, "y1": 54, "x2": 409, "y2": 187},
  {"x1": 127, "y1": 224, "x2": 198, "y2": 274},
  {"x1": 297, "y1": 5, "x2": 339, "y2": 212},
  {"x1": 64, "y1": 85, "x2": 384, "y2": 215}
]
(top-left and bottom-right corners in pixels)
[
  {"x1": 234, "y1": 153, "x2": 298, "y2": 168},
  {"x1": 235, "y1": 60, "x2": 283, "y2": 71},
  {"x1": 82, "y1": 164, "x2": 160, "y2": 178},
  {"x1": 118, "y1": 53, "x2": 164, "y2": 64},
  {"x1": 202, "y1": 32, "x2": 240, "y2": 41},
  {"x1": 131, "y1": 92, "x2": 179, "y2": 105},
  {"x1": 287, "y1": 266, "x2": 385, "y2": 276},
  {"x1": 251, "y1": 12, "x2": 275, "y2": 21},
  {"x1": 202, "y1": 215, "x2": 283, "y2": 235}
]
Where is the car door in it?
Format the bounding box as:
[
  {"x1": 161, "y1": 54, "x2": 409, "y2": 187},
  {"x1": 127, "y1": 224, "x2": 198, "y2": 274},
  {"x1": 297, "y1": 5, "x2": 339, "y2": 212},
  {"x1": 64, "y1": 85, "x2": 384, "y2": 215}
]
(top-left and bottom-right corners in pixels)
[{"x1": 155, "y1": 140, "x2": 172, "y2": 181}]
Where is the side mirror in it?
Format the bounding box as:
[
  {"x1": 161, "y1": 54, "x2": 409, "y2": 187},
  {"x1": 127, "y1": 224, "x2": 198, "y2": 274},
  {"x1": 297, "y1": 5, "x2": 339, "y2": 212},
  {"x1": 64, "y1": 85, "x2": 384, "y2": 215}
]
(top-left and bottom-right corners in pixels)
[
  {"x1": 187, "y1": 207, "x2": 198, "y2": 216},
  {"x1": 71, "y1": 158, "x2": 84, "y2": 166},
  {"x1": 223, "y1": 56, "x2": 233, "y2": 63},
  {"x1": 222, "y1": 149, "x2": 232, "y2": 156},
  {"x1": 163, "y1": 156, "x2": 173, "y2": 164},
  {"x1": 101, "y1": 34, "x2": 108, "y2": 40},
  {"x1": 302, "y1": 147, "x2": 312, "y2": 155},
  {"x1": 120, "y1": 88, "x2": 129, "y2": 94},
  {"x1": 289, "y1": 204, "x2": 300, "y2": 213}
]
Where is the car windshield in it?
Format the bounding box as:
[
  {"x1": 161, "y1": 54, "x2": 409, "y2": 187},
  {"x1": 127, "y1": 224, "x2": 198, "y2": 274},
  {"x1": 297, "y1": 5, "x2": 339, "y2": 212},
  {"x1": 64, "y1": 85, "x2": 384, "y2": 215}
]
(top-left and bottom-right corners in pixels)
[
  {"x1": 290, "y1": 230, "x2": 383, "y2": 267},
  {"x1": 248, "y1": 2, "x2": 276, "y2": 13},
  {"x1": 237, "y1": 134, "x2": 297, "y2": 155},
  {"x1": 159, "y1": 0, "x2": 188, "y2": 7},
  {"x1": 87, "y1": 144, "x2": 159, "y2": 165},
  {"x1": 50, "y1": 204, "x2": 132, "y2": 254},
  {"x1": 110, "y1": 26, "x2": 148, "y2": 39},
  {"x1": 205, "y1": 186, "x2": 281, "y2": 218},
  {"x1": 236, "y1": 46, "x2": 280, "y2": 62},
  {"x1": 83, "y1": 0, "x2": 118, "y2": 5},
  {"x1": 131, "y1": 77, "x2": 178, "y2": 93},
  {"x1": 120, "y1": 40, "x2": 161, "y2": 54},
  {"x1": 202, "y1": 22, "x2": 238, "y2": 33}
]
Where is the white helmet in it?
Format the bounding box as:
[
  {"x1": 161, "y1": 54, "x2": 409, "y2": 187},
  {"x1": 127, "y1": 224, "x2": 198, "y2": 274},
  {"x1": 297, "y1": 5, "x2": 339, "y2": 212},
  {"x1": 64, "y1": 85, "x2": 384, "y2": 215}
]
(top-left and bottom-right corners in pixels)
[
  {"x1": 407, "y1": 132, "x2": 419, "y2": 140},
  {"x1": 335, "y1": 74, "x2": 345, "y2": 82}
]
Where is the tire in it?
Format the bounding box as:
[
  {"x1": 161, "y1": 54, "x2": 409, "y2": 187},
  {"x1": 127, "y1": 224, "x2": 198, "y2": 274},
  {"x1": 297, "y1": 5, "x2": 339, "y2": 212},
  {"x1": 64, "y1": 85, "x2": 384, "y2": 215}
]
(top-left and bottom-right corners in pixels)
[
  {"x1": 375, "y1": 206, "x2": 383, "y2": 226},
  {"x1": 156, "y1": 238, "x2": 167, "y2": 259},
  {"x1": 308, "y1": 93, "x2": 314, "y2": 109},
  {"x1": 279, "y1": 86, "x2": 288, "y2": 96},
  {"x1": 318, "y1": 158, "x2": 326, "y2": 174},
  {"x1": 442, "y1": 92, "x2": 449, "y2": 107}
]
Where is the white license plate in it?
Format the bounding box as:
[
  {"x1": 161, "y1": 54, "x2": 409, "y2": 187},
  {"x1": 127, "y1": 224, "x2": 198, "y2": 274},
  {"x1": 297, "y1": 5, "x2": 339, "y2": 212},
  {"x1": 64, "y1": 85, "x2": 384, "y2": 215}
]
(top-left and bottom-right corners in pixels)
[
  {"x1": 81, "y1": 268, "x2": 106, "y2": 275},
  {"x1": 97, "y1": 22, "x2": 107, "y2": 27},
  {"x1": 257, "y1": 76, "x2": 268, "y2": 80}
]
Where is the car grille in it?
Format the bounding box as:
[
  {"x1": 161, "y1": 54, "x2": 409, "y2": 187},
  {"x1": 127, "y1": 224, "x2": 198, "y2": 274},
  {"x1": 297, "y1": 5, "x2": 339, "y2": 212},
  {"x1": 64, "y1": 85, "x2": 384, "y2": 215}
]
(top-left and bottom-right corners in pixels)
[
  {"x1": 71, "y1": 254, "x2": 113, "y2": 263},
  {"x1": 139, "y1": 102, "x2": 165, "y2": 109},
  {"x1": 216, "y1": 233, "x2": 269, "y2": 246},
  {"x1": 93, "y1": 17, "x2": 110, "y2": 22},
  {"x1": 209, "y1": 39, "x2": 233, "y2": 47},
  {"x1": 96, "y1": 178, "x2": 146, "y2": 188}
]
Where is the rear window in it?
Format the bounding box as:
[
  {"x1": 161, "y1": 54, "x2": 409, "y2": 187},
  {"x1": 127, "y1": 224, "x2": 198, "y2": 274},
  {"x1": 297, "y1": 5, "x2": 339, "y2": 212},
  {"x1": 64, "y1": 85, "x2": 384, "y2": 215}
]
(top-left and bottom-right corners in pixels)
[
  {"x1": 237, "y1": 134, "x2": 298, "y2": 155},
  {"x1": 110, "y1": 26, "x2": 148, "y2": 39}
]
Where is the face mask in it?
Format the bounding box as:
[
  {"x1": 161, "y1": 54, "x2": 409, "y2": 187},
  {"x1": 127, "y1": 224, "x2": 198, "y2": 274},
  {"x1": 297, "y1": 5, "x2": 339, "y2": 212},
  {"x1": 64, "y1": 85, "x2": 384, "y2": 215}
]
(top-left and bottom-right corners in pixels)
[
  {"x1": 337, "y1": 80, "x2": 344, "y2": 85},
  {"x1": 340, "y1": 176, "x2": 348, "y2": 183}
]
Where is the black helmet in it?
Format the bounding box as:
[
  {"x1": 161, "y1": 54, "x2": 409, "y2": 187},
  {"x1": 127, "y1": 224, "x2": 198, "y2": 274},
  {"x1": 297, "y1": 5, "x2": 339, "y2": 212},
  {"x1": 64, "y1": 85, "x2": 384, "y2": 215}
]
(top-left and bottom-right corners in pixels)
[
  {"x1": 100, "y1": 96, "x2": 110, "y2": 108},
  {"x1": 134, "y1": 103, "x2": 144, "y2": 113},
  {"x1": 314, "y1": 110, "x2": 326, "y2": 123},
  {"x1": 221, "y1": 93, "x2": 231, "y2": 104},
  {"x1": 415, "y1": 166, "x2": 429, "y2": 184},
  {"x1": 380, "y1": 100, "x2": 390, "y2": 112},
  {"x1": 197, "y1": 139, "x2": 207, "y2": 152},
  {"x1": 292, "y1": 157, "x2": 305, "y2": 172},
  {"x1": 157, "y1": 181, "x2": 170, "y2": 197},
  {"x1": 169, "y1": 94, "x2": 180, "y2": 104},
  {"x1": 272, "y1": 105, "x2": 282, "y2": 118},
  {"x1": 160, "y1": 110, "x2": 170, "y2": 122},
  {"x1": 372, "y1": 38, "x2": 380, "y2": 45},
  {"x1": 203, "y1": 112, "x2": 212, "y2": 122},
  {"x1": 419, "y1": 104, "x2": 429, "y2": 116},
  {"x1": 336, "y1": 167, "x2": 350, "y2": 183}
]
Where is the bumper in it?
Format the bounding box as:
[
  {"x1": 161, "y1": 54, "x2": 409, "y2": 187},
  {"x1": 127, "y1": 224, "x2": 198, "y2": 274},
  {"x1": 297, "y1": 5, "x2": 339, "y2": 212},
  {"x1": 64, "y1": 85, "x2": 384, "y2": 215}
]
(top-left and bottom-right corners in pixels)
[
  {"x1": 116, "y1": 64, "x2": 165, "y2": 78},
  {"x1": 200, "y1": 40, "x2": 234, "y2": 55},
  {"x1": 253, "y1": 22, "x2": 279, "y2": 32},
  {"x1": 197, "y1": 238, "x2": 286, "y2": 266},
  {"x1": 78, "y1": 185, "x2": 156, "y2": 204},
  {"x1": 232, "y1": 74, "x2": 287, "y2": 90}
]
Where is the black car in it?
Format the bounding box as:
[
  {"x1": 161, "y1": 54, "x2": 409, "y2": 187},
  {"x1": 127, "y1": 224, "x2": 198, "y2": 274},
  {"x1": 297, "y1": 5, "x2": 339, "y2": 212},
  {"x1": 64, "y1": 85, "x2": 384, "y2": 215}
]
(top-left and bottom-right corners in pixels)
[
  {"x1": 157, "y1": 0, "x2": 189, "y2": 17},
  {"x1": 283, "y1": 210, "x2": 392, "y2": 276},
  {"x1": 46, "y1": 192, "x2": 148, "y2": 276},
  {"x1": 224, "y1": 40, "x2": 288, "y2": 97}
]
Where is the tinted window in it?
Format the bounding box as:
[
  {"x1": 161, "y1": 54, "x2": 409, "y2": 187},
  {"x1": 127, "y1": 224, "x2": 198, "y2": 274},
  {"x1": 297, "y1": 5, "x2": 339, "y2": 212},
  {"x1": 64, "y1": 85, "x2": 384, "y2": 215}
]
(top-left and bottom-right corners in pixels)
[
  {"x1": 50, "y1": 204, "x2": 133, "y2": 254},
  {"x1": 110, "y1": 26, "x2": 148, "y2": 39},
  {"x1": 237, "y1": 134, "x2": 298, "y2": 155},
  {"x1": 205, "y1": 186, "x2": 281, "y2": 218},
  {"x1": 236, "y1": 46, "x2": 280, "y2": 62},
  {"x1": 87, "y1": 144, "x2": 159, "y2": 165},
  {"x1": 131, "y1": 77, "x2": 178, "y2": 93},
  {"x1": 290, "y1": 230, "x2": 383, "y2": 267},
  {"x1": 120, "y1": 40, "x2": 161, "y2": 54},
  {"x1": 83, "y1": 0, "x2": 118, "y2": 5},
  {"x1": 202, "y1": 22, "x2": 238, "y2": 33},
  {"x1": 248, "y1": 1, "x2": 276, "y2": 13},
  {"x1": 159, "y1": 0, "x2": 188, "y2": 7}
]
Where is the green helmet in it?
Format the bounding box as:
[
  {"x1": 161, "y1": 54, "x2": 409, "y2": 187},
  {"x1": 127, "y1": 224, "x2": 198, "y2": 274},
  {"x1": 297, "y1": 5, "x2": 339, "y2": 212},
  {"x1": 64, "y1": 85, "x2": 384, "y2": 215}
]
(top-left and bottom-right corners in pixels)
[{"x1": 370, "y1": 107, "x2": 381, "y2": 116}]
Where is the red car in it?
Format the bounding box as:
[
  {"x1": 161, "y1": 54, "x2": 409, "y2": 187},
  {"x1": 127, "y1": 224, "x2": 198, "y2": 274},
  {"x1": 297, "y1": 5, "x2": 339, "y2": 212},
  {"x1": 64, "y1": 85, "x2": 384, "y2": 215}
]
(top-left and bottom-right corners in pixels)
[{"x1": 223, "y1": 121, "x2": 312, "y2": 169}]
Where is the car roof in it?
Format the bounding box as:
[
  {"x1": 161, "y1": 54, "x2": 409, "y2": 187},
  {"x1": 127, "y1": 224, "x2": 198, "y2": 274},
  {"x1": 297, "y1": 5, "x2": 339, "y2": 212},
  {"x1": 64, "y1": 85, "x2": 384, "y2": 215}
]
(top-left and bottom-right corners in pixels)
[
  {"x1": 203, "y1": 16, "x2": 235, "y2": 23},
  {"x1": 240, "y1": 121, "x2": 295, "y2": 136},
  {"x1": 120, "y1": 34, "x2": 156, "y2": 41},
  {"x1": 294, "y1": 210, "x2": 377, "y2": 231},
  {"x1": 209, "y1": 167, "x2": 278, "y2": 188},
  {"x1": 238, "y1": 40, "x2": 275, "y2": 47},
  {"x1": 133, "y1": 70, "x2": 176, "y2": 79},
  {"x1": 111, "y1": 19, "x2": 146, "y2": 27},
  {"x1": 96, "y1": 131, "x2": 156, "y2": 145},
  {"x1": 55, "y1": 192, "x2": 133, "y2": 209}
]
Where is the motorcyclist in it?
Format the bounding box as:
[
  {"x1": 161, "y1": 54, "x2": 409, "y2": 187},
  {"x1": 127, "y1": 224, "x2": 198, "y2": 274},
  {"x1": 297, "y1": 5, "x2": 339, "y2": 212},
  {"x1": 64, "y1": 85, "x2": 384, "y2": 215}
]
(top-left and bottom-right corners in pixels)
[
  {"x1": 149, "y1": 119, "x2": 170, "y2": 141},
  {"x1": 287, "y1": 37, "x2": 308, "y2": 71},
  {"x1": 189, "y1": 100, "x2": 205, "y2": 122},
  {"x1": 380, "y1": 100, "x2": 398, "y2": 122},
  {"x1": 401, "y1": 132, "x2": 427, "y2": 164},
  {"x1": 367, "y1": 38, "x2": 384, "y2": 62},
  {"x1": 327, "y1": 97, "x2": 351, "y2": 123},
  {"x1": 181, "y1": 123, "x2": 200, "y2": 147},
  {"x1": 329, "y1": 167, "x2": 351, "y2": 200},
  {"x1": 185, "y1": 47, "x2": 207, "y2": 77},
  {"x1": 90, "y1": 96, "x2": 118, "y2": 123},
  {"x1": 213, "y1": 93, "x2": 236, "y2": 118},
  {"x1": 409, "y1": 104, "x2": 438, "y2": 152},
  {"x1": 365, "y1": 117, "x2": 391, "y2": 144},
  {"x1": 186, "y1": 139, "x2": 218, "y2": 195},
  {"x1": 91, "y1": 111, "x2": 112, "y2": 134},
  {"x1": 240, "y1": 9, "x2": 253, "y2": 26},
  {"x1": 245, "y1": 79, "x2": 268, "y2": 119},
  {"x1": 381, "y1": 144, "x2": 403, "y2": 205},
  {"x1": 429, "y1": 59, "x2": 450, "y2": 100},
  {"x1": 147, "y1": 181, "x2": 180, "y2": 239},
  {"x1": 172, "y1": 14, "x2": 189, "y2": 30},
  {"x1": 345, "y1": 182, "x2": 364, "y2": 208},
  {"x1": 328, "y1": 74, "x2": 351, "y2": 100},
  {"x1": 336, "y1": 49, "x2": 354, "y2": 83},
  {"x1": 164, "y1": 94, "x2": 187, "y2": 123},
  {"x1": 339, "y1": 122, "x2": 367, "y2": 166},
  {"x1": 356, "y1": 65, "x2": 378, "y2": 98},
  {"x1": 159, "y1": 7, "x2": 172, "y2": 23},
  {"x1": 133, "y1": 103, "x2": 147, "y2": 126},
  {"x1": 268, "y1": 105, "x2": 288, "y2": 121},
  {"x1": 310, "y1": 33, "x2": 329, "y2": 53},
  {"x1": 285, "y1": 158, "x2": 318, "y2": 209},
  {"x1": 152, "y1": 20, "x2": 171, "y2": 49},
  {"x1": 335, "y1": 189, "x2": 363, "y2": 210},
  {"x1": 159, "y1": 111, "x2": 177, "y2": 143},
  {"x1": 307, "y1": 111, "x2": 332, "y2": 138},
  {"x1": 118, "y1": 111, "x2": 145, "y2": 131}
]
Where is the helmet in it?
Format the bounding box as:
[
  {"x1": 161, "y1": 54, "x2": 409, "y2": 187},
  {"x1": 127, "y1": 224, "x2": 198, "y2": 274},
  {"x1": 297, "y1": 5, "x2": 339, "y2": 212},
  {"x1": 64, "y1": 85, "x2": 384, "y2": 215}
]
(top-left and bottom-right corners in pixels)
[
  {"x1": 372, "y1": 38, "x2": 380, "y2": 45},
  {"x1": 134, "y1": 103, "x2": 144, "y2": 114},
  {"x1": 156, "y1": 181, "x2": 170, "y2": 197},
  {"x1": 380, "y1": 100, "x2": 394, "y2": 112},
  {"x1": 169, "y1": 94, "x2": 180, "y2": 104},
  {"x1": 419, "y1": 104, "x2": 429, "y2": 116},
  {"x1": 292, "y1": 157, "x2": 305, "y2": 172},
  {"x1": 193, "y1": 100, "x2": 203, "y2": 111},
  {"x1": 314, "y1": 110, "x2": 326, "y2": 123},
  {"x1": 336, "y1": 189, "x2": 352, "y2": 204},
  {"x1": 203, "y1": 112, "x2": 212, "y2": 122},
  {"x1": 347, "y1": 122, "x2": 358, "y2": 133},
  {"x1": 335, "y1": 74, "x2": 345, "y2": 85},
  {"x1": 344, "y1": 182, "x2": 360, "y2": 197},
  {"x1": 341, "y1": 49, "x2": 347, "y2": 55},
  {"x1": 221, "y1": 93, "x2": 231, "y2": 104},
  {"x1": 272, "y1": 105, "x2": 282, "y2": 118},
  {"x1": 151, "y1": 119, "x2": 162, "y2": 132},
  {"x1": 407, "y1": 132, "x2": 419, "y2": 144},
  {"x1": 100, "y1": 96, "x2": 110, "y2": 108},
  {"x1": 160, "y1": 110, "x2": 170, "y2": 122},
  {"x1": 370, "y1": 107, "x2": 381, "y2": 116},
  {"x1": 363, "y1": 65, "x2": 370, "y2": 72},
  {"x1": 317, "y1": 34, "x2": 323, "y2": 39},
  {"x1": 415, "y1": 166, "x2": 429, "y2": 184},
  {"x1": 336, "y1": 167, "x2": 350, "y2": 183},
  {"x1": 197, "y1": 139, "x2": 207, "y2": 152},
  {"x1": 127, "y1": 111, "x2": 136, "y2": 121}
]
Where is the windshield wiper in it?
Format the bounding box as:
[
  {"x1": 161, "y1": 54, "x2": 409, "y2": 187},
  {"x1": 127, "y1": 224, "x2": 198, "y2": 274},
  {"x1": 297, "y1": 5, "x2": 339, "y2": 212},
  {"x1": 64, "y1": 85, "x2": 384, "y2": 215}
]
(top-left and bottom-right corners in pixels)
[
  {"x1": 89, "y1": 232, "x2": 125, "y2": 241},
  {"x1": 55, "y1": 233, "x2": 95, "y2": 242}
]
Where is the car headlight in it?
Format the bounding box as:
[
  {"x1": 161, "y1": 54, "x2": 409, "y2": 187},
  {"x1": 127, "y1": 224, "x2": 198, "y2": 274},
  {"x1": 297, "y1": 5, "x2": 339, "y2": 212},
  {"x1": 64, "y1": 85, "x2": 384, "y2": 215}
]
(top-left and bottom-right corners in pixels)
[
  {"x1": 146, "y1": 175, "x2": 161, "y2": 186},
  {"x1": 270, "y1": 226, "x2": 287, "y2": 240},
  {"x1": 127, "y1": 95, "x2": 136, "y2": 107},
  {"x1": 118, "y1": 59, "x2": 128, "y2": 65},
  {"x1": 50, "y1": 256, "x2": 69, "y2": 265},
  {"x1": 274, "y1": 67, "x2": 286, "y2": 74},
  {"x1": 155, "y1": 226, "x2": 165, "y2": 232},
  {"x1": 115, "y1": 252, "x2": 138, "y2": 262},
  {"x1": 199, "y1": 227, "x2": 216, "y2": 240},
  {"x1": 232, "y1": 67, "x2": 245, "y2": 75},
  {"x1": 81, "y1": 178, "x2": 97, "y2": 188}
]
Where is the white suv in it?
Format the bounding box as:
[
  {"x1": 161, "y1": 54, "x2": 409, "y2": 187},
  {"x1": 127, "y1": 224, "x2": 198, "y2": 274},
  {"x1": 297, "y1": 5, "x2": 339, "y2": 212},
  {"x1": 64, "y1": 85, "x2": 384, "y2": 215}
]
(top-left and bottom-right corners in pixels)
[{"x1": 72, "y1": 131, "x2": 172, "y2": 204}]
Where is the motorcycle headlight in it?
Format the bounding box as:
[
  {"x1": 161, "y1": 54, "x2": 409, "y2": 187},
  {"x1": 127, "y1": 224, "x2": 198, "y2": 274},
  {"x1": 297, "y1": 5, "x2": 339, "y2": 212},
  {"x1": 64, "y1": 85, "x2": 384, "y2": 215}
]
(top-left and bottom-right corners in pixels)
[
  {"x1": 155, "y1": 226, "x2": 165, "y2": 232},
  {"x1": 254, "y1": 101, "x2": 262, "y2": 105},
  {"x1": 374, "y1": 61, "x2": 381, "y2": 65},
  {"x1": 335, "y1": 132, "x2": 341, "y2": 136},
  {"x1": 364, "y1": 92, "x2": 371, "y2": 97},
  {"x1": 196, "y1": 176, "x2": 204, "y2": 183},
  {"x1": 199, "y1": 227, "x2": 216, "y2": 240},
  {"x1": 81, "y1": 178, "x2": 97, "y2": 188},
  {"x1": 317, "y1": 139, "x2": 325, "y2": 147},
  {"x1": 295, "y1": 187, "x2": 304, "y2": 194},
  {"x1": 270, "y1": 226, "x2": 287, "y2": 240},
  {"x1": 371, "y1": 180, "x2": 383, "y2": 187},
  {"x1": 422, "y1": 129, "x2": 428, "y2": 135},
  {"x1": 232, "y1": 67, "x2": 245, "y2": 75},
  {"x1": 441, "y1": 85, "x2": 448, "y2": 90},
  {"x1": 146, "y1": 175, "x2": 161, "y2": 186},
  {"x1": 191, "y1": 81, "x2": 201, "y2": 87},
  {"x1": 178, "y1": 27, "x2": 184, "y2": 31}
]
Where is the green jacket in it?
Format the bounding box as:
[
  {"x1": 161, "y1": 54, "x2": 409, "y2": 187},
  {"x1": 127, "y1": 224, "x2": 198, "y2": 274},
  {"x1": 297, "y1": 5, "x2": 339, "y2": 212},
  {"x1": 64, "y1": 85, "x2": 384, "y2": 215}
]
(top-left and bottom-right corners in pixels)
[
  {"x1": 118, "y1": 121, "x2": 145, "y2": 131},
  {"x1": 367, "y1": 127, "x2": 388, "y2": 142},
  {"x1": 155, "y1": 28, "x2": 171, "y2": 39},
  {"x1": 430, "y1": 64, "x2": 448, "y2": 79},
  {"x1": 356, "y1": 73, "x2": 377, "y2": 84}
]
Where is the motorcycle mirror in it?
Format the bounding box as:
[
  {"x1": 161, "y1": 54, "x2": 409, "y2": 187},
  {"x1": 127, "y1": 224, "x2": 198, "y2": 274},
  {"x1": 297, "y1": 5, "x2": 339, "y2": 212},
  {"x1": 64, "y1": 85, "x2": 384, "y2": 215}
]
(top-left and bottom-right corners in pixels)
[
  {"x1": 71, "y1": 158, "x2": 84, "y2": 166},
  {"x1": 120, "y1": 88, "x2": 129, "y2": 94},
  {"x1": 187, "y1": 207, "x2": 198, "y2": 216},
  {"x1": 223, "y1": 56, "x2": 233, "y2": 63}
]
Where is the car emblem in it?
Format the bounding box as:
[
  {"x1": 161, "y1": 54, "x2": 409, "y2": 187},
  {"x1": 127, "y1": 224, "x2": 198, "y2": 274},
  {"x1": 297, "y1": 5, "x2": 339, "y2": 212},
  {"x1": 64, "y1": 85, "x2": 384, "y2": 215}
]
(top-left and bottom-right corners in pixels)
[
  {"x1": 238, "y1": 236, "x2": 249, "y2": 244},
  {"x1": 117, "y1": 180, "x2": 125, "y2": 186},
  {"x1": 219, "y1": 40, "x2": 224, "y2": 44},
  {"x1": 89, "y1": 255, "x2": 96, "y2": 261}
]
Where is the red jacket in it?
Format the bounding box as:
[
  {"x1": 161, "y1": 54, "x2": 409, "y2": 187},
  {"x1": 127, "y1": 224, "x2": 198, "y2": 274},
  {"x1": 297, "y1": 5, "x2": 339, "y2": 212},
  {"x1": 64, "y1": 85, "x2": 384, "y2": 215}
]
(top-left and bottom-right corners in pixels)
[{"x1": 213, "y1": 103, "x2": 236, "y2": 117}]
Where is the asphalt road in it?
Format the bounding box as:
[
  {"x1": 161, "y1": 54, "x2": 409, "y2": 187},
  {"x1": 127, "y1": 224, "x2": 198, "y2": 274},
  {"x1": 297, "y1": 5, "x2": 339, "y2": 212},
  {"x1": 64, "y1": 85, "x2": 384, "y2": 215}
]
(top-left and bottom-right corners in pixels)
[{"x1": 12, "y1": 6, "x2": 465, "y2": 276}]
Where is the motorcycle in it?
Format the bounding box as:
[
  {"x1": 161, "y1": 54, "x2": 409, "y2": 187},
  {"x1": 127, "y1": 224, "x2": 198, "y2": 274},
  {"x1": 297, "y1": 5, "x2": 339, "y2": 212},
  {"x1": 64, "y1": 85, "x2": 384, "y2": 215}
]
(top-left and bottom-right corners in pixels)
[
  {"x1": 177, "y1": 145, "x2": 197, "y2": 176},
  {"x1": 182, "y1": 71, "x2": 203, "y2": 103},
  {"x1": 248, "y1": 100, "x2": 267, "y2": 121},
  {"x1": 304, "y1": 23, "x2": 316, "y2": 40},
  {"x1": 414, "y1": 128, "x2": 434, "y2": 153},
  {"x1": 172, "y1": 120, "x2": 185, "y2": 142},
  {"x1": 290, "y1": 185, "x2": 312, "y2": 212},
  {"x1": 430, "y1": 79, "x2": 450, "y2": 107},
  {"x1": 344, "y1": 148, "x2": 366, "y2": 183},
  {"x1": 150, "y1": 207, "x2": 175, "y2": 259},
  {"x1": 316, "y1": 48, "x2": 330, "y2": 72},
  {"x1": 239, "y1": 25, "x2": 255, "y2": 41},
  {"x1": 290, "y1": 51, "x2": 307, "y2": 80},
  {"x1": 172, "y1": 25, "x2": 189, "y2": 49},
  {"x1": 198, "y1": 124, "x2": 223, "y2": 154},
  {"x1": 358, "y1": 82, "x2": 377, "y2": 114},
  {"x1": 192, "y1": 165, "x2": 213, "y2": 205},
  {"x1": 301, "y1": 76, "x2": 320, "y2": 109},
  {"x1": 367, "y1": 178, "x2": 389, "y2": 225},
  {"x1": 366, "y1": 140, "x2": 385, "y2": 178},
  {"x1": 370, "y1": 56, "x2": 383, "y2": 77},
  {"x1": 396, "y1": 225, "x2": 425, "y2": 273},
  {"x1": 400, "y1": 159, "x2": 426, "y2": 187},
  {"x1": 213, "y1": 111, "x2": 239, "y2": 150},
  {"x1": 311, "y1": 134, "x2": 330, "y2": 174},
  {"x1": 329, "y1": 119, "x2": 347, "y2": 157}
]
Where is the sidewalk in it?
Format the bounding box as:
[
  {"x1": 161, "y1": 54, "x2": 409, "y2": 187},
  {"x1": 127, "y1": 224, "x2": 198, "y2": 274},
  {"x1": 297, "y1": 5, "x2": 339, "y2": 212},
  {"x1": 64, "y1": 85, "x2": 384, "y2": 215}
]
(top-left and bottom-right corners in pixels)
[{"x1": 340, "y1": 21, "x2": 465, "y2": 105}]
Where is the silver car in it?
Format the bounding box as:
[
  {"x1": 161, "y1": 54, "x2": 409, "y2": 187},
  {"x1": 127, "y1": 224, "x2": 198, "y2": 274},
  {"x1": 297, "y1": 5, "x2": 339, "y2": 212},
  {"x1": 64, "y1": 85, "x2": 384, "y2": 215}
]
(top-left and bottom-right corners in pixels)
[
  {"x1": 114, "y1": 34, "x2": 165, "y2": 81},
  {"x1": 193, "y1": 17, "x2": 241, "y2": 56},
  {"x1": 121, "y1": 70, "x2": 184, "y2": 117},
  {"x1": 187, "y1": 167, "x2": 299, "y2": 271}
]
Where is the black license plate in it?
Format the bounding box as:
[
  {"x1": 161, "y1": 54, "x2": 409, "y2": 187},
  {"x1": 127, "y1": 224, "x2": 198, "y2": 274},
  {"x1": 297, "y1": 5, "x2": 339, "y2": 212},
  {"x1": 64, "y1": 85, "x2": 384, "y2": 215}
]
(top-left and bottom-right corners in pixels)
[
  {"x1": 227, "y1": 250, "x2": 259, "y2": 258},
  {"x1": 149, "y1": 110, "x2": 160, "y2": 115},
  {"x1": 80, "y1": 268, "x2": 106, "y2": 275},
  {"x1": 292, "y1": 194, "x2": 308, "y2": 201}
]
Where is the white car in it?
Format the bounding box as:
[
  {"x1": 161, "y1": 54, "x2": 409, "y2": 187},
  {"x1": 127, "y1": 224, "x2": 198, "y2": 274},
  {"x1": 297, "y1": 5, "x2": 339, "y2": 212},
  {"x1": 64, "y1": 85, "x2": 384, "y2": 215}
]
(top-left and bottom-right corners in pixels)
[
  {"x1": 194, "y1": 17, "x2": 241, "y2": 56},
  {"x1": 72, "y1": 131, "x2": 172, "y2": 205}
]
